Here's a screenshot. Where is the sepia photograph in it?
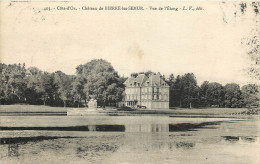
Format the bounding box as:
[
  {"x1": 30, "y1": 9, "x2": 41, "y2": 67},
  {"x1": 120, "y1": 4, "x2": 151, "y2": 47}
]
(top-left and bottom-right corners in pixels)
[{"x1": 0, "y1": 1, "x2": 260, "y2": 163}]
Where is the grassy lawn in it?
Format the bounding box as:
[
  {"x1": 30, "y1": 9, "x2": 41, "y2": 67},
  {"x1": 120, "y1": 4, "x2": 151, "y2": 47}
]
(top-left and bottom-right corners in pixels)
[
  {"x1": 0, "y1": 105, "x2": 69, "y2": 113},
  {"x1": 109, "y1": 108, "x2": 249, "y2": 116},
  {"x1": 0, "y1": 104, "x2": 250, "y2": 116},
  {"x1": 168, "y1": 108, "x2": 247, "y2": 115}
]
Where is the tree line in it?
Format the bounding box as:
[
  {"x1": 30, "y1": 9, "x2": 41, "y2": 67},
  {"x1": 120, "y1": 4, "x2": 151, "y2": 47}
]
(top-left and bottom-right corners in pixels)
[
  {"x1": 0, "y1": 59, "x2": 125, "y2": 107},
  {"x1": 1, "y1": 59, "x2": 259, "y2": 108},
  {"x1": 167, "y1": 73, "x2": 259, "y2": 108}
]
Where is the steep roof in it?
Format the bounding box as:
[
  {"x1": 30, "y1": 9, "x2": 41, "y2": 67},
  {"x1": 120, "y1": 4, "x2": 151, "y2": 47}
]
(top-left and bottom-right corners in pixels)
[
  {"x1": 124, "y1": 73, "x2": 169, "y2": 87},
  {"x1": 124, "y1": 74, "x2": 148, "y2": 87},
  {"x1": 123, "y1": 77, "x2": 135, "y2": 85},
  {"x1": 134, "y1": 74, "x2": 148, "y2": 86},
  {"x1": 145, "y1": 74, "x2": 169, "y2": 87}
]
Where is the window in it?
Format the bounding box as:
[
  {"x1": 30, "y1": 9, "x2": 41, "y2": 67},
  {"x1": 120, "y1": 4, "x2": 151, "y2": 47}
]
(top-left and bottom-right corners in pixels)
[
  {"x1": 152, "y1": 87, "x2": 154, "y2": 100},
  {"x1": 157, "y1": 88, "x2": 159, "y2": 100}
]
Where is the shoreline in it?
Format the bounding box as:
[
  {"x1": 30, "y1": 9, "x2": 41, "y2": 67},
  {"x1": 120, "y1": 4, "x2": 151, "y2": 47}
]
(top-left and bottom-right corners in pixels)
[{"x1": 0, "y1": 105, "x2": 259, "y2": 119}]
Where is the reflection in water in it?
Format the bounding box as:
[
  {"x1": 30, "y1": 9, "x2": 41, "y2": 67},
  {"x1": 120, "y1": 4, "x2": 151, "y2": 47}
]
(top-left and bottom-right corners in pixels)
[
  {"x1": 0, "y1": 125, "x2": 125, "y2": 132},
  {"x1": 0, "y1": 122, "x2": 222, "y2": 133},
  {"x1": 88, "y1": 125, "x2": 125, "y2": 132},
  {"x1": 241, "y1": 136, "x2": 257, "y2": 142},
  {"x1": 222, "y1": 136, "x2": 258, "y2": 142},
  {"x1": 125, "y1": 122, "x2": 220, "y2": 132},
  {"x1": 0, "y1": 118, "x2": 259, "y2": 164},
  {"x1": 125, "y1": 124, "x2": 169, "y2": 132},
  {"x1": 169, "y1": 122, "x2": 220, "y2": 132},
  {"x1": 222, "y1": 136, "x2": 240, "y2": 142},
  {"x1": 0, "y1": 136, "x2": 81, "y2": 144}
]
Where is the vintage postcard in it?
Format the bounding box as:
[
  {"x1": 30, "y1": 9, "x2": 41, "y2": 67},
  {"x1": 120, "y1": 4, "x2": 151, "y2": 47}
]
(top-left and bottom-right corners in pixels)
[{"x1": 0, "y1": 1, "x2": 260, "y2": 164}]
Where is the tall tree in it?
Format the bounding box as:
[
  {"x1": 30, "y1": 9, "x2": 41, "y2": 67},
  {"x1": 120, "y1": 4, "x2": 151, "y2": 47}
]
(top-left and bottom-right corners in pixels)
[
  {"x1": 200, "y1": 81, "x2": 210, "y2": 107},
  {"x1": 26, "y1": 67, "x2": 44, "y2": 104},
  {"x1": 172, "y1": 75, "x2": 184, "y2": 107},
  {"x1": 71, "y1": 76, "x2": 85, "y2": 108},
  {"x1": 181, "y1": 73, "x2": 199, "y2": 108},
  {"x1": 0, "y1": 63, "x2": 9, "y2": 104},
  {"x1": 224, "y1": 83, "x2": 243, "y2": 108},
  {"x1": 241, "y1": 84, "x2": 259, "y2": 107},
  {"x1": 206, "y1": 82, "x2": 225, "y2": 107},
  {"x1": 76, "y1": 59, "x2": 125, "y2": 107},
  {"x1": 53, "y1": 71, "x2": 73, "y2": 107},
  {"x1": 166, "y1": 74, "x2": 175, "y2": 107},
  {"x1": 0, "y1": 63, "x2": 27, "y2": 103}
]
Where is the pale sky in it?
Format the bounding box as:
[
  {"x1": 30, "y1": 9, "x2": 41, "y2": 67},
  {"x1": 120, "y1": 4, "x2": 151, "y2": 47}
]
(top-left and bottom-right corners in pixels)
[{"x1": 0, "y1": 1, "x2": 258, "y2": 85}]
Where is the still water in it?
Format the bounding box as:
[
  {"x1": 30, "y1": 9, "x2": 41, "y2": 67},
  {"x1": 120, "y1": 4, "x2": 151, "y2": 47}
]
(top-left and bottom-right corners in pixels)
[{"x1": 0, "y1": 116, "x2": 259, "y2": 164}]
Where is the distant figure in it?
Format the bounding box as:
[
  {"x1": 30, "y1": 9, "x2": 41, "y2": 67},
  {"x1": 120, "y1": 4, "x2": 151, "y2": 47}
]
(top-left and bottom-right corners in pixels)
[{"x1": 88, "y1": 98, "x2": 97, "y2": 109}]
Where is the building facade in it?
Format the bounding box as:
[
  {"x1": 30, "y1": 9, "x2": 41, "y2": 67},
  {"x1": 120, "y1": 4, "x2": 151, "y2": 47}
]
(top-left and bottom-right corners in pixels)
[{"x1": 123, "y1": 73, "x2": 170, "y2": 109}]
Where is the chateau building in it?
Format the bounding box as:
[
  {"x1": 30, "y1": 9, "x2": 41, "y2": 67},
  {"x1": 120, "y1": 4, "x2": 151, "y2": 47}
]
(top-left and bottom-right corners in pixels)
[{"x1": 123, "y1": 73, "x2": 170, "y2": 109}]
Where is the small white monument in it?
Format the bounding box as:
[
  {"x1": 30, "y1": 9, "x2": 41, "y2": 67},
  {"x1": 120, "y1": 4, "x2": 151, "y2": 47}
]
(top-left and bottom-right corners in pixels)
[
  {"x1": 67, "y1": 98, "x2": 100, "y2": 116},
  {"x1": 88, "y1": 98, "x2": 97, "y2": 109}
]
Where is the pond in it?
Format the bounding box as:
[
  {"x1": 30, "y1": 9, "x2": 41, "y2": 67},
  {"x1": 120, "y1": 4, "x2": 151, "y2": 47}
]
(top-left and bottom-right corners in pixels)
[{"x1": 0, "y1": 116, "x2": 259, "y2": 163}]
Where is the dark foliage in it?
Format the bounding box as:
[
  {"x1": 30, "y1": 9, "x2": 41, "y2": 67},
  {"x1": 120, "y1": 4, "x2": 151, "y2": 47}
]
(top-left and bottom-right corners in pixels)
[
  {"x1": 0, "y1": 60, "x2": 125, "y2": 107},
  {"x1": 0, "y1": 60, "x2": 259, "y2": 108}
]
